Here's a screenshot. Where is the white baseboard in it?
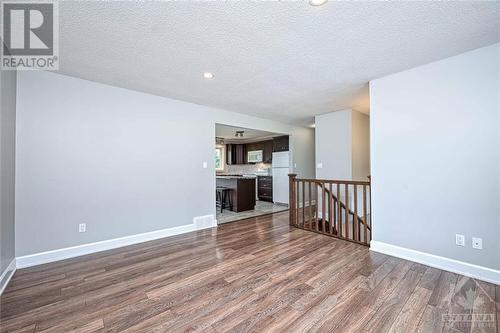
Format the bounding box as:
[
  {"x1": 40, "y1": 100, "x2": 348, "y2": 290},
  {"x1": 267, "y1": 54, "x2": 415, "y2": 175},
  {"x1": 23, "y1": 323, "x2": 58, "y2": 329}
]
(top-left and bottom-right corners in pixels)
[
  {"x1": 17, "y1": 215, "x2": 216, "y2": 269},
  {"x1": 370, "y1": 241, "x2": 500, "y2": 285},
  {"x1": 0, "y1": 258, "x2": 17, "y2": 296}
]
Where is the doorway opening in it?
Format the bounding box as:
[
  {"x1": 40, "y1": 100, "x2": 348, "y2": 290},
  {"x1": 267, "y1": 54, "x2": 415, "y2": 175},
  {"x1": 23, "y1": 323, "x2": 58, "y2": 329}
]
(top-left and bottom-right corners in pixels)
[{"x1": 215, "y1": 124, "x2": 290, "y2": 224}]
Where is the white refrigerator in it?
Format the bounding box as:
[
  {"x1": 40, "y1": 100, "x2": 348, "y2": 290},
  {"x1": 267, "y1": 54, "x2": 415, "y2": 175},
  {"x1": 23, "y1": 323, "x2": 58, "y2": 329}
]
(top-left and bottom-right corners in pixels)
[{"x1": 272, "y1": 151, "x2": 290, "y2": 204}]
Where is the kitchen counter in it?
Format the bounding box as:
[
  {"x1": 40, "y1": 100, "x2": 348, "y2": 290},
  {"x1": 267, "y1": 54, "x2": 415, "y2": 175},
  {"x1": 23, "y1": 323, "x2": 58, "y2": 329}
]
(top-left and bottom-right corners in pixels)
[
  {"x1": 216, "y1": 177, "x2": 256, "y2": 212},
  {"x1": 216, "y1": 175, "x2": 256, "y2": 179}
]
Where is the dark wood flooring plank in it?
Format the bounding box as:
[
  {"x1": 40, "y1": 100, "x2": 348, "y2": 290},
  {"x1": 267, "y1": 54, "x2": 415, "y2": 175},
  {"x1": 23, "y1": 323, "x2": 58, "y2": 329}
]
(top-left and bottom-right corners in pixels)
[
  {"x1": 323, "y1": 260, "x2": 414, "y2": 332},
  {"x1": 497, "y1": 285, "x2": 500, "y2": 333},
  {"x1": 416, "y1": 271, "x2": 459, "y2": 332},
  {"x1": 360, "y1": 265, "x2": 425, "y2": 332},
  {"x1": 418, "y1": 266, "x2": 442, "y2": 291},
  {"x1": 388, "y1": 286, "x2": 432, "y2": 333}
]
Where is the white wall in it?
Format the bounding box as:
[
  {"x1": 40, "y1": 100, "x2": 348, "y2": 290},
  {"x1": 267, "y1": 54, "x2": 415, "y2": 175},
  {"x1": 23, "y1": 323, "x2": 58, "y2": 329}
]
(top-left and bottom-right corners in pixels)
[
  {"x1": 370, "y1": 43, "x2": 500, "y2": 271},
  {"x1": 1, "y1": 69, "x2": 17, "y2": 280},
  {"x1": 352, "y1": 111, "x2": 370, "y2": 181},
  {"x1": 15, "y1": 71, "x2": 315, "y2": 257},
  {"x1": 315, "y1": 109, "x2": 370, "y2": 181},
  {"x1": 315, "y1": 110, "x2": 352, "y2": 180}
]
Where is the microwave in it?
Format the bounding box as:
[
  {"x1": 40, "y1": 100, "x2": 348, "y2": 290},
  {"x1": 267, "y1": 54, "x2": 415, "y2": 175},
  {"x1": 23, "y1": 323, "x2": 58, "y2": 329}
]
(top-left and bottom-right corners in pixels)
[{"x1": 247, "y1": 150, "x2": 263, "y2": 163}]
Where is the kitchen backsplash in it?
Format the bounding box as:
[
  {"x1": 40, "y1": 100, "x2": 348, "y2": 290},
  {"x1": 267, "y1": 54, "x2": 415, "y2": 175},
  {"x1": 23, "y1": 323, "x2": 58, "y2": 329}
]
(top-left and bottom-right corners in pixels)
[{"x1": 223, "y1": 163, "x2": 272, "y2": 175}]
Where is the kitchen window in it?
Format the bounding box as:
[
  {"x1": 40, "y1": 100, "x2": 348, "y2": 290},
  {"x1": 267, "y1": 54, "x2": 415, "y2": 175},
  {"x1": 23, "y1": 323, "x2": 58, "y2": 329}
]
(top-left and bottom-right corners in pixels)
[{"x1": 215, "y1": 146, "x2": 224, "y2": 171}]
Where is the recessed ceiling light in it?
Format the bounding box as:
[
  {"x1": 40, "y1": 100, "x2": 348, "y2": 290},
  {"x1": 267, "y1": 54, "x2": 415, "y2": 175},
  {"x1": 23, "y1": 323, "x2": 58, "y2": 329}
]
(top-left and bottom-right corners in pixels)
[
  {"x1": 309, "y1": 0, "x2": 327, "y2": 6},
  {"x1": 203, "y1": 72, "x2": 214, "y2": 79}
]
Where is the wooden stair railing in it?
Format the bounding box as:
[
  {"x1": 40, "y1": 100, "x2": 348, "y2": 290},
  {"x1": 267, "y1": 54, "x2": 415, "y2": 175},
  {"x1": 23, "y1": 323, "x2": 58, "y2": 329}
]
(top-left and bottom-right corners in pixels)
[
  {"x1": 288, "y1": 174, "x2": 372, "y2": 246},
  {"x1": 323, "y1": 186, "x2": 371, "y2": 236}
]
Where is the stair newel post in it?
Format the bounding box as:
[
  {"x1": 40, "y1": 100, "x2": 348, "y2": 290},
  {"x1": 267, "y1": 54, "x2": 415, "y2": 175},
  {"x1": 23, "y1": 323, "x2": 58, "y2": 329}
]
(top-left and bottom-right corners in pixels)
[
  {"x1": 288, "y1": 174, "x2": 297, "y2": 226},
  {"x1": 368, "y1": 175, "x2": 372, "y2": 242}
]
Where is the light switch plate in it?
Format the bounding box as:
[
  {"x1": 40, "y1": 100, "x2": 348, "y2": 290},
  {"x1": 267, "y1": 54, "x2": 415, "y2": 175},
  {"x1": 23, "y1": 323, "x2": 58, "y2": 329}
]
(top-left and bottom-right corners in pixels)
[
  {"x1": 455, "y1": 234, "x2": 465, "y2": 247},
  {"x1": 317, "y1": 162, "x2": 323, "y2": 169},
  {"x1": 202, "y1": 161, "x2": 208, "y2": 169}
]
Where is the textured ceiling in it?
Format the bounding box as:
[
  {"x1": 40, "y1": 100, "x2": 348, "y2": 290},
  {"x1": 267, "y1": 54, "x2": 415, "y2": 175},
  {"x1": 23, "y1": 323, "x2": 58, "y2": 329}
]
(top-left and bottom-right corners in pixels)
[{"x1": 57, "y1": 1, "x2": 500, "y2": 125}]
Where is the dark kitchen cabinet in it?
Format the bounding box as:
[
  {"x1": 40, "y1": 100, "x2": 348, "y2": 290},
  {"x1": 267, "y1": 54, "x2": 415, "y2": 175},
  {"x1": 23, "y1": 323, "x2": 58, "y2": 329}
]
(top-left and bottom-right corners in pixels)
[
  {"x1": 226, "y1": 137, "x2": 287, "y2": 165},
  {"x1": 257, "y1": 176, "x2": 273, "y2": 202},
  {"x1": 226, "y1": 144, "x2": 233, "y2": 164},
  {"x1": 216, "y1": 177, "x2": 256, "y2": 212},
  {"x1": 263, "y1": 140, "x2": 273, "y2": 163},
  {"x1": 246, "y1": 142, "x2": 262, "y2": 153},
  {"x1": 247, "y1": 141, "x2": 276, "y2": 164},
  {"x1": 273, "y1": 136, "x2": 289, "y2": 152},
  {"x1": 226, "y1": 144, "x2": 247, "y2": 165},
  {"x1": 235, "y1": 144, "x2": 247, "y2": 164}
]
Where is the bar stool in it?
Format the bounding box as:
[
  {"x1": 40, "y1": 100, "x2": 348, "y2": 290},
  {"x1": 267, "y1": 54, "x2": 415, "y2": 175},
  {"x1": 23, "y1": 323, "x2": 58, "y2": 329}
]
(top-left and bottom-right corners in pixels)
[{"x1": 216, "y1": 186, "x2": 233, "y2": 213}]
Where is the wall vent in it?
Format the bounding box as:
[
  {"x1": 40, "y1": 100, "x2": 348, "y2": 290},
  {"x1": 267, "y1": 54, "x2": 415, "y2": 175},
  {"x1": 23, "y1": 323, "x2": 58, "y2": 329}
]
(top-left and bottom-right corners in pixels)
[{"x1": 193, "y1": 215, "x2": 216, "y2": 229}]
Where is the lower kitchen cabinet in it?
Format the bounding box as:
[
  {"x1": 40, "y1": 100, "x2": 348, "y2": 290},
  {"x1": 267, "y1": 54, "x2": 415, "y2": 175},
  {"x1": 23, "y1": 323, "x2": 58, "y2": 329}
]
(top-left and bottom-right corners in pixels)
[{"x1": 257, "y1": 176, "x2": 273, "y2": 202}]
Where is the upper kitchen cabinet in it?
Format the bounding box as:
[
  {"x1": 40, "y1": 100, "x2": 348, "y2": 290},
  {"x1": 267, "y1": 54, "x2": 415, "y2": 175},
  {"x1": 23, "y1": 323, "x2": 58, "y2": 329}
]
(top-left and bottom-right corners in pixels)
[
  {"x1": 246, "y1": 142, "x2": 263, "y2": 153},
  {"x1": 236, "y1": 144, "x2": 247, "y2": 164},
  {"x1": 225, "y1": 136, "x2": 288, "y2": 165},
  {"x1": 245, "y1": 140, "x2": 274, "y2": 164},
  {"x1": 273, "y1": 136, "x2": 289, "y2": 152},
  {"x1": 263, "y1": 140, "x2": 273, "y2": 163},
  {"x1": 226, "y1": 144, "x2": 247, "y2": 165}
]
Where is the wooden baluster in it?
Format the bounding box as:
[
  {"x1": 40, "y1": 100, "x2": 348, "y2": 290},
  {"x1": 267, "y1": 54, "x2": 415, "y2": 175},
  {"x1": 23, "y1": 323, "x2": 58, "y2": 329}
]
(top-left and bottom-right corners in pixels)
[
  {"x1": 345, "y1": 184, "x2": 349, "y2": 240},
  {"x1": 308, "y1": 181, "x2": 312, "y2": 230},
  {"x1": 353, "y1": 184, "x2": 358, "y2": 242},
  {"x1": 295, "y1": 180, "x2": 300, "y2": 226},
  {"x1": 302, "y1": 181, "x2": 305, "y2": 228},
  {"x1": 333, "y1": 183, "x2": 337, "y2": 235},
  {"x1": 328, "y1": 183, "x2": 333, "y2": 235},
  {"x1": 321, "y1": 182, "x2": 326, "y2": 233},
  {"x1": 315, "y1": 182, "x2": 319, "y2": 232},
  {"x1": 288, "y1": 174, "x2": 297, "y2": 226},
  {"x1": 363, "y1": 184, "x2": 368, "y2": 245},
  {"x1": 368, "y1": 183, "x2": 372, "y2": 243},
  {"x1": 337, "y1": 183, "x2": 342, "y2": 238}
]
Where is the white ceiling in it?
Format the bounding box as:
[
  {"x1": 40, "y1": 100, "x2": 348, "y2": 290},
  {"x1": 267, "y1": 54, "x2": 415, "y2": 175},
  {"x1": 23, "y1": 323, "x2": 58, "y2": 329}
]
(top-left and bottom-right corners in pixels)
[
  {"x1": 216, "y1": 124, "x2": 280, "y2": 142},
  {"x1": 57, "y1": 1, "x2": 500, "y2": 125}
]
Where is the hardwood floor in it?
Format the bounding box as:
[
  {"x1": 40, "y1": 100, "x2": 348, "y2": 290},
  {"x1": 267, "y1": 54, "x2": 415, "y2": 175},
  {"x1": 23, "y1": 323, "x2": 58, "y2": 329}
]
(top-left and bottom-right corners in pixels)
[{"x1": 1, "y1": 211, "x2": 498, "y2": 332}]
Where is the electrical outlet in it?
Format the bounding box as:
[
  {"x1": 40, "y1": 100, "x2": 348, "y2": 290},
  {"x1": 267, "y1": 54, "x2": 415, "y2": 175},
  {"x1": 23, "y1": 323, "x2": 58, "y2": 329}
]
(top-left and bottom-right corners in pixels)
[
  {"x1": 455, "y1": 234, "x2": 465, "y2": 247},
  {"x1": 79, "y1": 223, "x2": 86, "y2": 233},
  {"x1": 472, "y1": 237, "x2": 482, "y2": 250}
]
